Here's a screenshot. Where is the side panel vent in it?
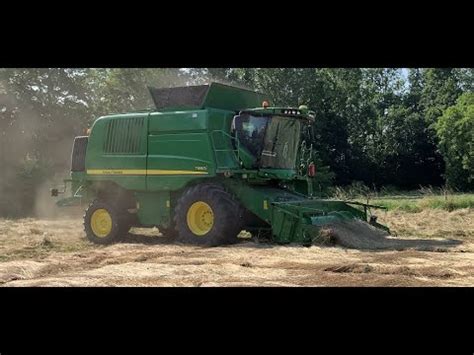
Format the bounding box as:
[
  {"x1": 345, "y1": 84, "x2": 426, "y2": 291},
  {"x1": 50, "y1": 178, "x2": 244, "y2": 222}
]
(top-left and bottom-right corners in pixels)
[{"x1": 103, "y1": 117, "x2": 144, "y2": 154}]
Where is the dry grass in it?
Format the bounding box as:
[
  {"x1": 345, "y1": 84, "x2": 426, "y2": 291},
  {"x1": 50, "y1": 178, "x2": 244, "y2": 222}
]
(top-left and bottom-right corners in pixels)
[
  {"x1": 0, "y1": 217, "x2": 96, "y2": 262},
  {"x1": 0, "y1": 208, "x2": 473, "y2": 287},
  {"x1": 378, "y1": 208, "x2": 474, "y2": 239}
]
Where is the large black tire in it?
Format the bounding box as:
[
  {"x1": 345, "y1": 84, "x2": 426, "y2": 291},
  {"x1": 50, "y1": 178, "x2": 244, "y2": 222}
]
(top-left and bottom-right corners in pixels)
[
  {"x1": 173, "y1": 183, "x2": 242, "y2": 246},
  {"x1": 84, "y1": 200, "x2": 128, "y2": 245}
]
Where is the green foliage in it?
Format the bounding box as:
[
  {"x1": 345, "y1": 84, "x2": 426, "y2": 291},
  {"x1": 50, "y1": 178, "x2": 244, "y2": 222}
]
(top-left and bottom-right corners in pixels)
[
  {"x1": 368, "y1": 195, "x2": 474, "y2": 212},
  {"x1": 310, "y1": 154, "x2": 335, "y2": 195},
  {"x1": 421, "y1": 68, "x2": 462, "y2": 124},
  {"x1": 85, "y1": 68, "x2": 185, "y2": 118},
  {"x1": 436, "y1": 92, "x2": 474, "y2": 190},
  {"x1": 329, "y1": 182, "x2": 474, "y2": 212}
]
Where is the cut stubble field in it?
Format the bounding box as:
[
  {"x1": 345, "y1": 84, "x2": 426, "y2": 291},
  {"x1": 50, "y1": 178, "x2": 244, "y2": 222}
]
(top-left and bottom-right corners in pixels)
[{"x1": 0, "y1": 208, "x2": 473, "y2": 286}]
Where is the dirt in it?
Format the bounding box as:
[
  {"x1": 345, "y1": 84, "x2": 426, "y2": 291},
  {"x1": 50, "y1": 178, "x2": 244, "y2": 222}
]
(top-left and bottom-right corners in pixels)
[{"x1": 0, "y1": 209, "x2": 473, "y2": 287}]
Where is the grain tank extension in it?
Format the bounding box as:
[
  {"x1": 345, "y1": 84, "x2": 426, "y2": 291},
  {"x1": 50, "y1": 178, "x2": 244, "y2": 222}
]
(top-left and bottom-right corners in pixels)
[{"x1": 52, "y1": 83, "x2": 389, "y2": 246}]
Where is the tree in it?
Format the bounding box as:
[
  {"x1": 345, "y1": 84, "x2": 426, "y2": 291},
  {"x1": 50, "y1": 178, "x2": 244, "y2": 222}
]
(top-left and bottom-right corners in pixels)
[
  {"x1": 421, "y1": 68, "x2": 462, "y2": 124},
  {"x1": 454, "y1": 68, "x2": 474, "y2": 92},
  {"x1": 436, "y1": 92, "x2": 474, "y2": 190},
  {"x1": 379, "y1": 68, "x2": 446, "y2": 188},
  {"x1": 86, "y1": 68, "x2": 185, "y2": 118}
]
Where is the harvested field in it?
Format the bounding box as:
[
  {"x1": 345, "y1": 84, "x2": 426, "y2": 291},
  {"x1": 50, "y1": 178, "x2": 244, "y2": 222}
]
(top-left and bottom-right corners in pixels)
[{"x1": 0, "y1": 209, "x2": 473, "y2": 286}]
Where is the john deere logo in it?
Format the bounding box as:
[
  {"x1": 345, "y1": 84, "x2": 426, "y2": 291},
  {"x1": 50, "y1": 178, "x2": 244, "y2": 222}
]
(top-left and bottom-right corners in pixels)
[{"x1": 102, "y1": 169, "x2": 123, "y2": 175}]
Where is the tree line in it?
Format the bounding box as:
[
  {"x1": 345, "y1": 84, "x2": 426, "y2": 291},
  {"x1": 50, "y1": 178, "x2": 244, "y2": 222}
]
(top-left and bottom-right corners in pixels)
[{"x1": 0, "y1": 68, "x2": 472, "y2": 217}]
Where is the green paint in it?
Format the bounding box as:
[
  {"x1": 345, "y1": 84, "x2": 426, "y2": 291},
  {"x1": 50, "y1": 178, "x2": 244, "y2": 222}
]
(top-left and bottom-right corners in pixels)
[{"x1": 135, "y1": 191, "x2": 171, "y2": 227}]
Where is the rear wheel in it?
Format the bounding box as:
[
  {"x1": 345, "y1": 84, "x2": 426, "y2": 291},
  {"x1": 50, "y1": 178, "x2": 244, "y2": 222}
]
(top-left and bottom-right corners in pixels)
[
  {"x1": 84, "y1": 200, "x2": 128, "y2": 244},
  {"x1": 173, "y1": 184, "x2": 242, "y2": 246}
]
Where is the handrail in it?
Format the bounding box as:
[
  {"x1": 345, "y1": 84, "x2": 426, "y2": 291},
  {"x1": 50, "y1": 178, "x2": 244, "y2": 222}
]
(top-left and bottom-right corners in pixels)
[{"x1": 210, "y1": 130, "x2": 240, "y2": 170}]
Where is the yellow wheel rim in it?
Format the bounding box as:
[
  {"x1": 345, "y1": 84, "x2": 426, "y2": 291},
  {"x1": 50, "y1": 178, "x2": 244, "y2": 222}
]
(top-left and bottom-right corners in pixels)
[
  {"x1": 186, "y1": 201, "x2": 214, "y2": 236},
  {"x1": 90, "y1": 208, "x2": 113, "y2": 238}
]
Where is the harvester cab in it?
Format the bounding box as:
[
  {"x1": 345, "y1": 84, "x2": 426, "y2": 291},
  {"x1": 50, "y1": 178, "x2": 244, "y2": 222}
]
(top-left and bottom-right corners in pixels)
[
  {"x1": 52, "y1": 82, "x2": 390, "y2": 247},
  {"x1": 231, "y1": 105, "x2": 315, "y2": 170}
]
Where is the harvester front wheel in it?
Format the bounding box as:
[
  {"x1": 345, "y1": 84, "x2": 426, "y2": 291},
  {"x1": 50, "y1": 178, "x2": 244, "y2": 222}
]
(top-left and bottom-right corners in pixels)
[
  {"x1": 84, "y1": 200, "x2": 125, "y2": 244},
  {"x1": 174, "y1": 184, "x2": 242, "y2": 246}
]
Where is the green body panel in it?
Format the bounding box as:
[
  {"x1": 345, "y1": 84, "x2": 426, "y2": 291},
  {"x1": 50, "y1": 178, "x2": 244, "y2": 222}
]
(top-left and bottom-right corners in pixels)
[
  {"x1": 83, "y1": 105, "x2": 245, "y2": 193},
  {"x1": 135, "y1": 191, "x2": 171, "y2": 227},
  {"x1": 85, "y1": 112, "x2": 148, "y2": 191},
  {"x1": 223, "y1": 179, "x2": 297, "y2": 223},
  {"x1": 257, "y1": 169, "x2": 298, "y2": 180},
  {"x1": 148, "y1": 110, "x2": 207, "y2": 132},
  {"x1": 146, "y1": 131, "x2": 215, "y2": 190}
]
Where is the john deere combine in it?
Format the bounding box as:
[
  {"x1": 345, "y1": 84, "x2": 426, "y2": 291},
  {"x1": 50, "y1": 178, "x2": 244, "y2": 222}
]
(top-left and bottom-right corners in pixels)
[{"x1": 52, "y1": 83, "x2": 389, "y2": 246}]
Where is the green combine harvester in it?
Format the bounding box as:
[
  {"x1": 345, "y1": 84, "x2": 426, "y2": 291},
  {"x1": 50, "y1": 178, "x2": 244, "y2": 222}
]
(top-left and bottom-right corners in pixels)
[{"x1": 52, "y1": 83, "x2": 389, "y2": 246}]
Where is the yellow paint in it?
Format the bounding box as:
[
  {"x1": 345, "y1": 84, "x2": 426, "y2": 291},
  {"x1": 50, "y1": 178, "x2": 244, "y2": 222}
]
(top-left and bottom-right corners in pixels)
[
  {"x1": 263, "y1": 200, "x2": 269, "y2": 210},
  {"x1": 186, "y1": 201, "x2": 214, "y2": 236},
  {"x1": 90, "y1": 209, "x2": 112, "y2": 238},
  {"x1": 147, "y1": 170, "x2": 208, "y2": 175},
  {"x1": 87, "y1": 169, "x2": 208, "y2": 176},
  {"x1": 88, "y1": 169, "x2": 147, "y2": 175}
]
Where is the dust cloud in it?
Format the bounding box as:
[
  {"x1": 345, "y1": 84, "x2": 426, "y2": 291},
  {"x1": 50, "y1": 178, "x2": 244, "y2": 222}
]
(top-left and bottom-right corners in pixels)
[{"x1": 0, "y1": 90, "x2": 79, "y2": 218}]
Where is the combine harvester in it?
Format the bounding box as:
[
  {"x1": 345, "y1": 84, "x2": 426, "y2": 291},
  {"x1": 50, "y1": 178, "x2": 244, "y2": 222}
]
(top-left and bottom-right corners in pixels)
[{"x1": 52, "y1": 83, "x2": 391, "y2": 248}]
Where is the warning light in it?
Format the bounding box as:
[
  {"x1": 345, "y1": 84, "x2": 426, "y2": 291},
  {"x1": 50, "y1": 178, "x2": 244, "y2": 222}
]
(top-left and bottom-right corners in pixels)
[{"x1": 308, "y1": 162, "x2": 316, "y2": 177}]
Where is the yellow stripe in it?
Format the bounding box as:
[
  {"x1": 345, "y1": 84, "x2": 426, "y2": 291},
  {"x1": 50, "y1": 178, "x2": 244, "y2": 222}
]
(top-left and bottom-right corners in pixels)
[
  {"x1": 87, "y1": 169, "x2": 146, "y2": 175},
  {"x1": 147, "y1": 170, "x2": 208, "y2": 175},
  {"x1": 87, "y1": 169, "x2": 208, "y2": 176}
]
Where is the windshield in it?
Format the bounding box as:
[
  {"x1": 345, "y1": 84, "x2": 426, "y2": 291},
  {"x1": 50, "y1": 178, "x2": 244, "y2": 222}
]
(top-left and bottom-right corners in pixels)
[{"x1": 233, "y1": 114, "x2": 301, "y2": 169}]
